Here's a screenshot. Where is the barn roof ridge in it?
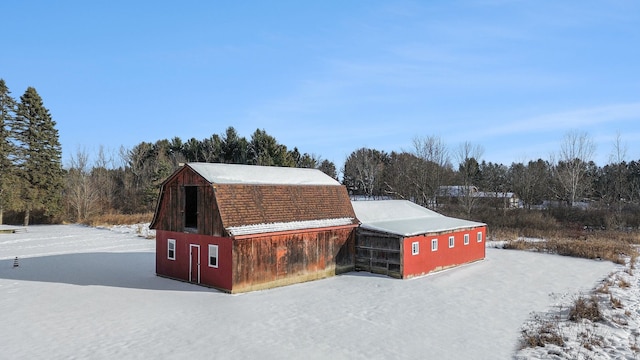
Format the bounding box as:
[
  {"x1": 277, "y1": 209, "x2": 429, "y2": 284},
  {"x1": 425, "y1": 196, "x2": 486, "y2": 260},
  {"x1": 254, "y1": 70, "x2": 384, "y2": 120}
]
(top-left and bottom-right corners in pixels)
[{"x1": 186, "y1": 162, "x2": 340, "y2": 186}]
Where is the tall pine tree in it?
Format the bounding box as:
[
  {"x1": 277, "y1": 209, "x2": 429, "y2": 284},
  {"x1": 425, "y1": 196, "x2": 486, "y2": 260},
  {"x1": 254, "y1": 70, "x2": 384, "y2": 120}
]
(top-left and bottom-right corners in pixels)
[
  {"x1": 0, "y1": 79, "x2": 17, "y2": 224},
  {"x1": 14, "y1": 87, "x2": 64, "y2": 225}
]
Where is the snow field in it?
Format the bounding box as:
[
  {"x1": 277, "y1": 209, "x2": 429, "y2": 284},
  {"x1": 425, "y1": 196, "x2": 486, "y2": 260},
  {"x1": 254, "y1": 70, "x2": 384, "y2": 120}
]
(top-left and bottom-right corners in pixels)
[{"x1": 0, "y1": 225, "x2": 618, "y2": 359}]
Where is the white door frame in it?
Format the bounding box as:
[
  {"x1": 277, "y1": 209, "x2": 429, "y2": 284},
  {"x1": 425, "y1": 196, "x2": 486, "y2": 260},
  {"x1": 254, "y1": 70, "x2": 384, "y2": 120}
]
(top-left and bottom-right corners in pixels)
[{"x1": 189, "y1": 244, "x2": 200, "y2": 283}]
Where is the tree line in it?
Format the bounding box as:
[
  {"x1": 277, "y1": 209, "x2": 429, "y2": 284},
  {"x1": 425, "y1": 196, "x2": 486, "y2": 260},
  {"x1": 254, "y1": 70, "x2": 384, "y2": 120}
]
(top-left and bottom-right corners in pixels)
[
  {"x1": 343, "y1": 132, "x2": 640, "y2": 228},
  {"x1": 62, "y1": 126, "x2": 338, "y2": 222},
  {"x1": 2, "y1": 77, "x2": 640, "y2": 229}
]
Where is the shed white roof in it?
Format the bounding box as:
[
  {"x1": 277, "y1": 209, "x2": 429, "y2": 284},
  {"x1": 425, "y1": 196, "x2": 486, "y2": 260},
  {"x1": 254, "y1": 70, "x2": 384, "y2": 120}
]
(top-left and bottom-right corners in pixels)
[
  {"x1": 352, "y1": 200, "x2": 485, "y2": 237},
  {"x1": 187, "y1": 162, "x2": 340, "y2": 186}
]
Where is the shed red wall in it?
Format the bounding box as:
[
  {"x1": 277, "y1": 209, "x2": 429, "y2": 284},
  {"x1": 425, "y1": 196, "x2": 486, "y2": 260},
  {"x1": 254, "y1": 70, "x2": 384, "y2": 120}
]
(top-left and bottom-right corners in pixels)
[
  {"x1": 156, "y1": 230, "x2": 233, "y2": 291},
  {"x1": 402, "y1": 226, "x2": 486, "y2": 278}
]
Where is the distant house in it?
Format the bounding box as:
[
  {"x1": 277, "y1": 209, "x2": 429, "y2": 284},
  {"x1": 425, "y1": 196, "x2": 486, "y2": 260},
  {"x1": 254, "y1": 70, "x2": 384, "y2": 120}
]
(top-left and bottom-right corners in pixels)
[
  {"x1": 150, "y1": 163, "x2": 359, "y2": 293},
  {"x1": 437, "y1": 185, "x2": 520, "y2": 209},
  {"x1": 475, "y1": 191, "x2": 521, "y2": 209},
  {"x1": 437, "y1": 185, "x2": 479, "y2": 197},
  {"x1": 352, "y1": 200, "x2": 486, "y2": 279}
]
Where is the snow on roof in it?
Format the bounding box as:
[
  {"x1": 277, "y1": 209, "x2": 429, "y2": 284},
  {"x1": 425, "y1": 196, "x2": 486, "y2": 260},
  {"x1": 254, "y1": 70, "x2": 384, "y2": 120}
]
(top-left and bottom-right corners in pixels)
[
  {"x1": 187, "y1": 162, "x2": 340, "y2": 185},
  {"x1": 226, "y1": 217, "x2": 356, "y2": 236},
  {"x1": 352, "y1": 200, "x2": 485, "y2": 237}
]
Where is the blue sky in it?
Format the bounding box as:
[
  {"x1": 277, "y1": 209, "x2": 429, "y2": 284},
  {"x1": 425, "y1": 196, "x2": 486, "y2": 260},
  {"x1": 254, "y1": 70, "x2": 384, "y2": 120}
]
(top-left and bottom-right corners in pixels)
[{"x1": 2, "y1": 1, "x2": 639, "y2": 171}]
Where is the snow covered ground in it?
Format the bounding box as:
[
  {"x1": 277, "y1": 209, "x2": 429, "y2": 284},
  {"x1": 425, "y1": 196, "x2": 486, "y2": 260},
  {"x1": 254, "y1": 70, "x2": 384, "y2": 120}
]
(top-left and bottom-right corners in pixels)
[{"x1": 0, "y1": 225, "x2": 628, "y2": 359}]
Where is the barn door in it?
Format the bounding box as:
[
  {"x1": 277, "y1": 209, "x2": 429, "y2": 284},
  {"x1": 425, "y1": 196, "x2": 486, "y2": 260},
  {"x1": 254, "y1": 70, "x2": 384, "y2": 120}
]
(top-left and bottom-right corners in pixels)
[{"x1": 189, "y1": 244, "x2": 200, "y2": 283}]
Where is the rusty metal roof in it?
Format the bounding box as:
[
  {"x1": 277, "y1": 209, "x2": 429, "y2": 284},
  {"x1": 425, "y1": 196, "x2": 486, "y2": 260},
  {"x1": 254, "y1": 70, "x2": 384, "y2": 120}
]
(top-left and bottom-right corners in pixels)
[{"x1": 214, "y1": 183, "x2": 358, "y2": 231}]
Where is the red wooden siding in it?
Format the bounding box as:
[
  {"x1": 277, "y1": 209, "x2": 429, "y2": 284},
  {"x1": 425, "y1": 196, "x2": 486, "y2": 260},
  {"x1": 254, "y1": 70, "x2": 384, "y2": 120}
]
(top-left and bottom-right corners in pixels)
[
  {"x1": 231, "y1": 227, "x2": 355, "y2": 293},
  {"x1": 402, "y1": 226, "x2": 486, "y2": 278},
  {"x1": 156, "y1": 230, "x2": 233, "y2": 291}
]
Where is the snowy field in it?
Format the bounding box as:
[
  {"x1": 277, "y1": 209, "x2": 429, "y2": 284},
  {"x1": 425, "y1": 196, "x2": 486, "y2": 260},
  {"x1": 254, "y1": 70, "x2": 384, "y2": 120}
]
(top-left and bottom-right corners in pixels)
[{"x1": 0, "y1": 225, "x2": 626, "y2": 359}]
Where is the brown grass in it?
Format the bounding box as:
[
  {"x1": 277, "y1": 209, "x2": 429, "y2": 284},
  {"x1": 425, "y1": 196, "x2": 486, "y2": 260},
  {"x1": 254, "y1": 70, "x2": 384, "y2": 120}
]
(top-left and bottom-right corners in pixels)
[
  {"x1": 520, "y1": 314, "x2": 565, "y2": 348},
  {"x1": 610, "y1": 294, "x2": 624, "y2": 309},
  {"x1": 82, "y1": 212, "x2": 154, "y2": 227},
  {"x1": 618, "y1": 277, "x2": 631, "y2": 288},
  {"x1": 568, "y1": 295, "x2": 602, "y2": 322},
  {"x1": 503, "y1": 231, "x2": 639, "y2": 265}
]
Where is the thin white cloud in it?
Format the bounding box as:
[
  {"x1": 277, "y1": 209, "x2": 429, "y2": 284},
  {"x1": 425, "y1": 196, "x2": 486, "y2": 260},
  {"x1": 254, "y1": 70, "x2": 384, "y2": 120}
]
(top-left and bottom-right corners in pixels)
[{"x1": 476, "y1": 103, "x2": 640, "y2": 139}]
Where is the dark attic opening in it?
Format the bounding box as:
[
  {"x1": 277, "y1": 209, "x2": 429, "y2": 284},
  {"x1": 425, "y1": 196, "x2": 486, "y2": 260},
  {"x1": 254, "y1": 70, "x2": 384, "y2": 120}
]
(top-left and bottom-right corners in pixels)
[{"x1": 184, "y1": 186, "x2": 198, "y2": 230}]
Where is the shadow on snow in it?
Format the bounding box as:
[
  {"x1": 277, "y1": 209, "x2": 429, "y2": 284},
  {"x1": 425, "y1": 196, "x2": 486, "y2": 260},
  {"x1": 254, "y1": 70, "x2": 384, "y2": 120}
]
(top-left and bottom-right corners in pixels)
[{"x1": 0, "y1": 252, "x2": 216, "y2": 293}]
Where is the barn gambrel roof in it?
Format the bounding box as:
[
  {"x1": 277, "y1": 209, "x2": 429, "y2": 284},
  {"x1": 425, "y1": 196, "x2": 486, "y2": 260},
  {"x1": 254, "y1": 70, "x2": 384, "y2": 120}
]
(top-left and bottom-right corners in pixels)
[
  {"x1": 151, "y1": 163, "x2": 358, "y2": 236},
  {"x1": 352, "y1": 200, "x2": 485, "y2": 237}
]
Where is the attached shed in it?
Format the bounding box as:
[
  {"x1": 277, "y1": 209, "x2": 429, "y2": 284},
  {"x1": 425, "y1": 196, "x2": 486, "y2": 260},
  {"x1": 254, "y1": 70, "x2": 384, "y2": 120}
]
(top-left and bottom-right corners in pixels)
[
  {"x1": 352, "y1": 200, "x2": 486, "y2": 279},
  {"x1": 150, "y1": 163, "x2": 359, "y2": 293}
]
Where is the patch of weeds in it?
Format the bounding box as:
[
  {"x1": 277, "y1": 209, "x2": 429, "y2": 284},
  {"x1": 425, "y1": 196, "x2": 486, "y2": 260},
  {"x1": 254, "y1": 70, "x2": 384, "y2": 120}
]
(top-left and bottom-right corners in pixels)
[
  {"x1": 569, "y1": 295, "x2": 602, "y2": 322},
  {"x1": 610, "y1": 313, "x2": 628, "y2": 326},
  {"x1": 578, "y1": 326, "x2": 604, "y2": 351},
  {"x1": 631, "y1": 332, "x2": 640, "y2": 354},
  {"x1": 609, "y1": 294, "x2": 623, "y2": 309},
  {"x1": 520, "y1": 313, "x2": 565, "y2": 348},
  {"x1": 617, "y1": 277, "x2": 631, "y2": 288}
]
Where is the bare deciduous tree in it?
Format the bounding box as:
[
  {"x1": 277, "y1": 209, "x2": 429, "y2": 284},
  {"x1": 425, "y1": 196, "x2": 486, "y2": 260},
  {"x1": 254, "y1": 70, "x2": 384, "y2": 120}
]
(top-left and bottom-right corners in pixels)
[
  {"x1": 551, "y1": 130, "x2": 596, "y2": 206},
  {"x1": 66, "y1": 147, "x2": 100, "y2": 222},
  {"x1": 411, "y1": 135, "x2": 451, "y2": 208},
  {"x1": 343, "y1": 148, "x2": 387, "y2": 198},
  {"x1": 454, "y1": 141, "x2": 484, "y2": 216}
]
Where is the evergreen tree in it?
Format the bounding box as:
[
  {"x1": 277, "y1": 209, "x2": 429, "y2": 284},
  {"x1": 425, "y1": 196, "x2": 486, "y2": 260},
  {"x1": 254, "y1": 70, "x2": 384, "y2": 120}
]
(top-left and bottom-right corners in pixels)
[
  {"x1": 220, "y1": 126, "x2": 248, "y2": 164},
  {"x1": 248, "y1": 129, "x2": 293, "y2": 167},
  {"x1": 0, "y1": 79, "x2": 17, "y2": 224},
  {"x1": 318, "y1": 159, "x2": 337, "y2": 180},
  {"x1": 14, "y1": 87, "x2": 64, "y2": 225}
]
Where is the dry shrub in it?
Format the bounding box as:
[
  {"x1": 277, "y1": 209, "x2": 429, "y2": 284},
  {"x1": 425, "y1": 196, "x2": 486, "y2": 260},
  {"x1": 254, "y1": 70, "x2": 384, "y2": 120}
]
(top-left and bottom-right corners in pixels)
[
  {"x1": 568, "y1": 295, "x2": 602, "y2": 322},
  {"x1": 578, "y1": 327, "x2": 604, "y2": 350},
  {"x1": 617, "y1": 277, "x2": 631, "y2": 288},
  {"x1": 610, "y1": 294, "x2": 624, "y2": 309},
  {"x1": 520, "y1": 314, "x2": 565, "y2": 348},
  {"x1": 83, "y1": 212, "x2": 154, "y2": 226}
]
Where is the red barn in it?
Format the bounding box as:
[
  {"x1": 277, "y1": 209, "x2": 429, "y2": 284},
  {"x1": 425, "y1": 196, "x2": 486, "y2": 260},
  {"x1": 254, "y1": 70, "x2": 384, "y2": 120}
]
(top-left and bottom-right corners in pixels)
[
  {"x1": 149, "y1": 163, "x2": 359, "y2": 293},
  {"x1": 352, "y1": 200, "x2": 486, "y2": 279}
]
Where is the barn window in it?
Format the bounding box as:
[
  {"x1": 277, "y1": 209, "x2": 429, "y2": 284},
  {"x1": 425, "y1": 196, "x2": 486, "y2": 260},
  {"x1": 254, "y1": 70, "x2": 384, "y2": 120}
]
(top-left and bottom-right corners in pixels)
[
  {"x1": 168, "y1": 239, "x2": 176, "y2": 260},
  {"x1": 431, "y1": 239, "x2": 438, "y2": 251},
  {"x1": 464, "y1": 234, "x2": 470, "y2": 245},
  {"x1": 208, "y1": 244, "x2": 219, "y2": 268},
  {"x1": 411, "y1": 241, "x2": 419, "y2": 255},
  {"x1": 477, "y1": 231, "x2": 483, "y2": 242},
  {"x1": 448, "y1": 236, "x2": 455, "y2": 248},
  {"x1": 184, "y1": 186, "x2": 198, "y2": 230}
]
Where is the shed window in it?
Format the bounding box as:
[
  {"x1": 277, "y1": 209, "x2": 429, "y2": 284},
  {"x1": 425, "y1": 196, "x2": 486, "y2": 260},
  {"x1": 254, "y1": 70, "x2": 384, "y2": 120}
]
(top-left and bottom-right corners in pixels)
[
  {"x1": 431, "y1": 239, "x2": 438, "y2": 251},
  {"x1": 477, "y1": 231, "x2": 483, "y2": 242},
  {"x1": 168, "y1": 239, "x2": 176, "y2": 260},
  {"x1": 464, "y1": 234, "x2": 470, "y2": 245},
  {"x1": 184, "y1": 186, "x2": 198, "y2": 229},
  {"x1": 411, "y1": 242, "x2": 419, "y2": 255},
  {"x1": 449, "y1": 236, "x2": 455, "y2": 248},
  {"x1": 208, "y1": 244, "x2": 219, "y2": 268}
]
